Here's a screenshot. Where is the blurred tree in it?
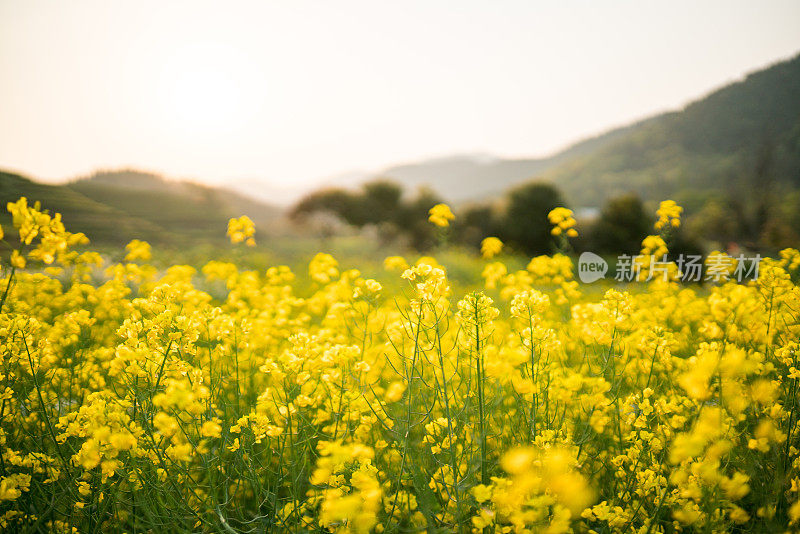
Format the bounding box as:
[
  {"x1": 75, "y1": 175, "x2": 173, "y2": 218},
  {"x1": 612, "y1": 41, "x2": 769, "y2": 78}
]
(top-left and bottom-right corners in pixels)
[
  {"x1": 668, "y1": 230, "x2": 705, "y2": 265},
  {"x1": 290, "y1": 181, "x2": 444, "y2": 250},
  {"x1": 398, "y1": 187, "x2": 444, "y2": 250},
  {"x1": 761, "y1": 190, "x2": 800, "y2": 250},
  {"x1": 747, "y1": 137, "x2": 776, "y2": 243},
  {"x1": 290, "y1": 188, "x2": 357, "y2": 225},
  {"x1": 359, "y1": 180, "x2": 403, "y2": 226},
  {"x1": 453, "y1": 205, "x2": 497, "y2": 248},
  {"x1": 685, "y1": 197, "x2": 742, "y2": 247},
  {"x1": 591, "y1": 194, "x2": 652, "y2": 254},
  {"x1": 499, "y1": 182, "x2": 565, "y2": 255}
]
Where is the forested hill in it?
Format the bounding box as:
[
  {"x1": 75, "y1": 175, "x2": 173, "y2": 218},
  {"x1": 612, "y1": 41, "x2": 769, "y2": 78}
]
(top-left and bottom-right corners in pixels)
[
  {"x1": 541, "y1": 52, "x2": 800, "y2": 210},
  {"x1": 367, "y1": 53, "x2": 800, "y2": 210}
]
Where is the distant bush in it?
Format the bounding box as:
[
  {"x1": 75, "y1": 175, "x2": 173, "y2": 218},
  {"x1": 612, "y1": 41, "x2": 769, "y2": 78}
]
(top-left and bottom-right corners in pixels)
[
  {"x1": 590, "y1": 194, "x2": 652, "y2": 255},
  {"x1": 497, "y1": 182, "x2": 566, "y2": 255},
  {"x1": 291, "y1": 180, "x2": 444, "y2": 250}
]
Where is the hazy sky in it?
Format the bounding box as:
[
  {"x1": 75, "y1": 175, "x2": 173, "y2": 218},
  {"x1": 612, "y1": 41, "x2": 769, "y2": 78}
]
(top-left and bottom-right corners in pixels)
[{"x1": 1, "y1": 0, "x2": 799, "y2": 197}]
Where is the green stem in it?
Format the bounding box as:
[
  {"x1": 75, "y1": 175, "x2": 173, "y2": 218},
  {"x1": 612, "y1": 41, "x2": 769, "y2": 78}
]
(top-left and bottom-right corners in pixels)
[{"x1": 474, "y1": 300, "x2": 487, "y2": 486}]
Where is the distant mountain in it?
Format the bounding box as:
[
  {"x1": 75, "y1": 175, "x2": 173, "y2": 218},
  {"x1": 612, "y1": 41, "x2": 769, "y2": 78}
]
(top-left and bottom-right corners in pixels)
[
  {"x1": 69, "y1": 170, "x2": 283, "y2": 238},
  {"x1": 363, "y1": 53, "x2": 800, "y2": 209},
  {"x1": 0, "y1": 169, "x2": 283, "y2": 245},
  {"x1": 369, "y1": 125, "x2": 640, "y2": 204}
]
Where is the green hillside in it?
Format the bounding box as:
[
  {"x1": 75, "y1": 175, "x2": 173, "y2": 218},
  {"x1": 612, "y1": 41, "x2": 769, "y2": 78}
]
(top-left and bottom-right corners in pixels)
[
  {"x1": 543, "y1": 53, "x2": 800, "y2": 210},
  {"x1": 0, "y1": 170, "x2": 164, "y2": 243},
  {"x1": 0, "y1": 169, "x2": 284, "y2": 246},
  {"x1": 69, "y1": 170, "x2": 283, "y2": 241}
]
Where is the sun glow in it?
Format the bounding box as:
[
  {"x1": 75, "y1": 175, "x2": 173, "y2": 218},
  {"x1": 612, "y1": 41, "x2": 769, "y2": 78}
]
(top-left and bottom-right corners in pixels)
[
  {"x1": 154, "y1": 42, "x2": 262, "y2": 138},
  {"x1": 2, "y1": 1, "x2": 799, "y2": 189}
]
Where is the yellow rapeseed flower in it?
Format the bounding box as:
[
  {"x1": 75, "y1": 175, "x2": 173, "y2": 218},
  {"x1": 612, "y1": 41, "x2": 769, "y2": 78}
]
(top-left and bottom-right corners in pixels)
[
  {"x1": 481, "y1": 237, "x2": 503, "y2": 259},
  {"x1": 428, "y1": 203, "x2": 455, "y2": 227},
  {"x1": 655, "y1": 200, "x2": 683, "y2": 230},
  {"x1": 548, "y1": 207, "x2": 578, "y2": 237},
  {"x1": 2, "y1": 195, "x2": 798, "y2": 532},
  {"x1": 383, "y1": 255, "x2": 409, "y2": 272},
  {"x1": 227, "y1": 215, "x2": 256, "y2": 246},
  {"x1": 124, "y1": 239, "x2": 152, "y2": 262}
]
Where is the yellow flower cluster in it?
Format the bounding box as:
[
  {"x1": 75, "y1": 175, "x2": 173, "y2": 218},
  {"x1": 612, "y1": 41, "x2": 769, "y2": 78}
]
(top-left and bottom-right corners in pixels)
[
  {"x1": 428, "y1": 203, "x2": 455, "y2": 227},
  {"x1": 226, "y1": 215, "x2": 256, "y2": 246},
  {"x1": 655, "y1": 199, "x2": 683, "y2": 230},
  {"x1": 309, "y1": 252, "x2": 340, "y2": 283},
  {"x1": 124, "y1": 239, "x2": 152, "y2": 262},
  {"x1": 0, "y1": 196, "x2": 799, "y2": 532},
  {"x1": 481, "y1": 236, "x2": 503, "y2": 259},
  {"x1": 547, "y1": 207, "x2": 578, "y2": 237},
  {"x1": 470, "y1": 446, "x2": 594, "y2": 531},
  {"x1": 5, "y1": 197, "x2": 88, "y2": 268},
  {"x1": 311, "y1": 442, "x2": 381, "y2": 533},
  {"x1": 383, "y1": 255, "x2": 409, "y2": 272}
]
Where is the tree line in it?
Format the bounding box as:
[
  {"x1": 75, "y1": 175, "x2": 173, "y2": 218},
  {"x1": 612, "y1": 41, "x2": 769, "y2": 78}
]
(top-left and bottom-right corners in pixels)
[{"x1": 290, "y1": 179, "x2": 719, "y2": 257}]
